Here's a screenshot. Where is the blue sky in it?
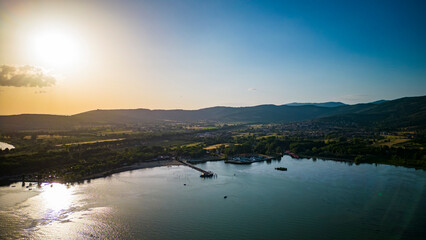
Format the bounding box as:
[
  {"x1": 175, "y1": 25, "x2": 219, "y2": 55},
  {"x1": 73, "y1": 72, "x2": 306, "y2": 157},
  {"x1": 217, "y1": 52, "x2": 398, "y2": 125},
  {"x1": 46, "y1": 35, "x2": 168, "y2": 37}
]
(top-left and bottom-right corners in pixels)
[{"x1": 119, "y1": 0, "x2": 426, "y2": 104}]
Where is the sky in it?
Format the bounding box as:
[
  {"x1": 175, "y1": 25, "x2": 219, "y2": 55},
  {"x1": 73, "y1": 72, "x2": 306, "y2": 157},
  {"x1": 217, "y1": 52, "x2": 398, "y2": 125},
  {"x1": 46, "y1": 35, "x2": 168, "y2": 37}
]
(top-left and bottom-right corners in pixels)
[{"x1": 0, "y1": 0, "x2": 425, "y2": 115}]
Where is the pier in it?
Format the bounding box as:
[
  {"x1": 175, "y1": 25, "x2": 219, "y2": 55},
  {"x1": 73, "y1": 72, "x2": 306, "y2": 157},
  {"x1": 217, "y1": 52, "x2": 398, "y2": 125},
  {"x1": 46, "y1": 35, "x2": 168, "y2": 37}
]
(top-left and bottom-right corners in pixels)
[{"x1": 178, "y1": 160, "x2": 215, "y2": 178}]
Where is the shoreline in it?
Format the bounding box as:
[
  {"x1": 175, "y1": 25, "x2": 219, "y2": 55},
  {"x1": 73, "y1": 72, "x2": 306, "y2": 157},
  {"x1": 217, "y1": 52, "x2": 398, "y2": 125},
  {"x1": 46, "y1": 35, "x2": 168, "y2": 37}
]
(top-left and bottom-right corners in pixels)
[
  {"x1": 2, "y1": 154, "x2": 424, "y2": 187},
  {"x1": 295, "y1": 153, "x2": 426, "y2": 170},
  {"x1": 74, "y1": 159, "x2": 183, "y2": 182},
  {"x1": 0, "y1": 159, "x2": 183, "y2": 186}
]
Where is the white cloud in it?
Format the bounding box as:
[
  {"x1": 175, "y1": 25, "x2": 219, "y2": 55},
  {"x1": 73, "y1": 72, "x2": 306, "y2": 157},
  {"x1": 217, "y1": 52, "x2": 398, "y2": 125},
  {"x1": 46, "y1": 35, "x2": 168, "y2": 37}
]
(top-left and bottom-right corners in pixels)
[{"x1": 0, "y1": 65, "x2": 56, "y2": 87}]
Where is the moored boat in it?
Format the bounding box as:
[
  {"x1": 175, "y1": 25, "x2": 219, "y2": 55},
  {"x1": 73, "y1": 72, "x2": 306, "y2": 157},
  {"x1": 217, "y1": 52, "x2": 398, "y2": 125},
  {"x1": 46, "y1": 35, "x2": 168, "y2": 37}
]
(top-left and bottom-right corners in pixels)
[{"x1": 275, "y1": 167, "x2": 287, "y2": 171}]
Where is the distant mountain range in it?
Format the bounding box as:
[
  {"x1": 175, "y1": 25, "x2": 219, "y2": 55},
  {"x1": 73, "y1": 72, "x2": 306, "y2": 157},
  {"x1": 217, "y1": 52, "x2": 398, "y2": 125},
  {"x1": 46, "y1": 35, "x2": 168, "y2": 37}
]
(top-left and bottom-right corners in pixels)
[
  {"x1": 284, "y1": 102, "x2": 347, "y2": 107},
  {"x1": 0, "y1": 97, "x2": 424, "y2": 131},
  {"x1": 284, "y1": 100, "x2": 388, "y2": 107},
  {"x1": 369, "y1": 100, "x2": 388, "y2": 105}
]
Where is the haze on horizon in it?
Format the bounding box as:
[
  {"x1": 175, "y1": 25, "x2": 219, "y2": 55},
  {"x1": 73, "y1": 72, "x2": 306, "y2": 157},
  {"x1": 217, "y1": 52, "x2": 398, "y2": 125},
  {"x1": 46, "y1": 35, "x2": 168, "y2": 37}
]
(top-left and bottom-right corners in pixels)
[{"x1": 0, "y1": 0, "x2": 425, "y2": 115}]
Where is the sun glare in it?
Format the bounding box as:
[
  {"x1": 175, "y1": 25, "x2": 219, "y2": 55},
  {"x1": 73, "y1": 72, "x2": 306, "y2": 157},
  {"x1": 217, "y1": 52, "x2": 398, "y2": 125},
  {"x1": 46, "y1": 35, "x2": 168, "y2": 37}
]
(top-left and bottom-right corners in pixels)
[
  {"x1": 31, "y1": 28, "x2": 81, "y2": 70},
  {"x1": 42, "y1": 183, "x2": 73, "y2": 212}
]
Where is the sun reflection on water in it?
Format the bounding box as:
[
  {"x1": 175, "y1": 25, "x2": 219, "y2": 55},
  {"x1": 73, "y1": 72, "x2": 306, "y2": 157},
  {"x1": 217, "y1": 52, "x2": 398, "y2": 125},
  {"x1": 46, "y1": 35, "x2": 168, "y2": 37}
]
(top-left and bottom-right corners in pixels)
[{"x1": 41, "y1": 183, "x2": 73, "y2": 212}]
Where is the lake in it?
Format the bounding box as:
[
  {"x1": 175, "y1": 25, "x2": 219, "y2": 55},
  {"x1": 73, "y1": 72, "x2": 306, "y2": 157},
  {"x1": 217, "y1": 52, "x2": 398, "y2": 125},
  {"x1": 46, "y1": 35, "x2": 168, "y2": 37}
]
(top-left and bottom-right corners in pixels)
[{"x1": 0, "y1": 156, "x2": 425, "y2": 240}]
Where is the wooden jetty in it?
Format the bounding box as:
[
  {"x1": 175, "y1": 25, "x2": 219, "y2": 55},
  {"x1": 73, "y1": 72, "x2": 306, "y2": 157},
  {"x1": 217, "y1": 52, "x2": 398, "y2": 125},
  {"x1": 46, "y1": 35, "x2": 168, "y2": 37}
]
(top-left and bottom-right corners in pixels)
[{"x1": 178, "y1": 160, "x2": 215, "y2": 178}]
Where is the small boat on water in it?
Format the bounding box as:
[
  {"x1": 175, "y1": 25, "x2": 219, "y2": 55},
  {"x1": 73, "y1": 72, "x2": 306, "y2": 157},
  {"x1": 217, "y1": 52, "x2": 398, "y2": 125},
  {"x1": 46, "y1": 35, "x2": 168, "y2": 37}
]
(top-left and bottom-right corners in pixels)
[
  {"x1": 275, "y1": 167, "x2": 287, "y2": 171},
  {"x1": 200, "y1": 171, "x2": 214, "y2": 178}
]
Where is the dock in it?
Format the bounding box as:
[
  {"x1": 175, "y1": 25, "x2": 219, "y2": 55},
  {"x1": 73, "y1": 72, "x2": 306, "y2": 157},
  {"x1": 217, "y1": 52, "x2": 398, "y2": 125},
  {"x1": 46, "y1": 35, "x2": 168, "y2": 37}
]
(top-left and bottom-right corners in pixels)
[{"x1": 178, "y1": 160, "x2": 215, "y2": 178}]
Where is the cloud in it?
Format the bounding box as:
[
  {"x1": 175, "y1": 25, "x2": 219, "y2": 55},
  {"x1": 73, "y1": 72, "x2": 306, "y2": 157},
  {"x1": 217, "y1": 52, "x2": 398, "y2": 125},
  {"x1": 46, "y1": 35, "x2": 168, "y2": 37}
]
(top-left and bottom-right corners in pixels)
[{"x1": 0, "y1": 65, "x2": 56, "y2": 87}]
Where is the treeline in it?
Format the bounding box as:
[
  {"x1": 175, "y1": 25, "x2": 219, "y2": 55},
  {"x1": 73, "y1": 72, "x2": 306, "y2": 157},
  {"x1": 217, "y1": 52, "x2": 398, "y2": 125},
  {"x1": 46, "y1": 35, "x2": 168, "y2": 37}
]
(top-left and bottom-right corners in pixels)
[
  {"x1": 1, "y1": 129, "x2": 425, "y2": 182},
  {"x1": 204, "y1": 134, "x2": 426, "y2": 169},
  {"x1": 300, "y1": 139, "x2": 425, "y2": 168},
  {"x1": 0, "y1": 144, "x2": 169, "y2": 181},
  {"x1": 170, "y1": 135, "x2": 287, "y2": 158},
  {"x1": 226, "y1": 136, "x2": 285, "y2": 156}
]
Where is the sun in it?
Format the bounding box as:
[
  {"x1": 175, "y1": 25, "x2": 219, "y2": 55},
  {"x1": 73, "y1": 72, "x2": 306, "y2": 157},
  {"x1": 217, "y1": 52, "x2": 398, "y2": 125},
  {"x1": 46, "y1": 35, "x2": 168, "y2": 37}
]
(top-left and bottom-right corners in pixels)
[{"x1": 30, "y1": 28, "x2": 82, "y2": 70}]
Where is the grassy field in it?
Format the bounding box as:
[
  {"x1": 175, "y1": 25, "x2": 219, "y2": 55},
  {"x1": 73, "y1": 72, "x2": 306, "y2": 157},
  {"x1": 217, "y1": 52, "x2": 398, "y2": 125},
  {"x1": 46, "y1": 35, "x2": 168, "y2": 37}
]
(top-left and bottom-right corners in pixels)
[
  {"x1": 99, "y1": 130, "x2": 134, "y2": 136},
  {"x1": 204, "y1": 143, "x2": 230, "y2": 150},
  {"x1": 56, "y1": 138, "x2": 126, "y2": 146},
  {"x1": 373, "y1": 135, "x2": 410, "y2": 147},
  {"x1": 181, "y1": 142, "x2": 203, "y2": 147}
]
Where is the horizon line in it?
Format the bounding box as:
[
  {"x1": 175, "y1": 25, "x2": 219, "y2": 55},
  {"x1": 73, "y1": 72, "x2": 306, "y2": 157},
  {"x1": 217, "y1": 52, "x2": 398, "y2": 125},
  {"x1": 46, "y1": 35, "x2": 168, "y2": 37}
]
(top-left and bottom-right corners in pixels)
[{"x1": 2, "y1": 96, "x2": 415, "y2": 117}]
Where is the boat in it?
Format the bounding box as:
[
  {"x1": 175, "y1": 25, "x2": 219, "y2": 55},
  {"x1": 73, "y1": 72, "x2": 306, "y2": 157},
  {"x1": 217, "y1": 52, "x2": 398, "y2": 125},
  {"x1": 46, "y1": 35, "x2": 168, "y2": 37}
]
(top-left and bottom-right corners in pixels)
[
  {"x1": 275, "y1": 167, "x2": 287, "y2": 171},
  {"x1": 200, "y1": 171, "x2": 214, "y2": 178}
]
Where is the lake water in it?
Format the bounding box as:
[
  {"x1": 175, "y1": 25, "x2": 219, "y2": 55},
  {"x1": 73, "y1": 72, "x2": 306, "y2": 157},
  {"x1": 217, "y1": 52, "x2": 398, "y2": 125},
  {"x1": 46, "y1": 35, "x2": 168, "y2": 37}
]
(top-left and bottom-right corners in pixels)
[
  {"x1": 0, "y1": 142, "x2": 15, "y2": 150},
  {"x1": 0, "y1": 156, "x2": 425, "y2": 240}
]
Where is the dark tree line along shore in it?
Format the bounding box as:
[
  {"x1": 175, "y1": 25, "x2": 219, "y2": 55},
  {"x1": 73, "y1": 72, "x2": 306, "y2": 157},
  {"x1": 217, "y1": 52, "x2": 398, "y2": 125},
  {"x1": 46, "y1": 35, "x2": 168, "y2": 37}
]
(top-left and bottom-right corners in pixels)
[{"x1": 1, "y1": 122, "x2": 425, "y2": 183}]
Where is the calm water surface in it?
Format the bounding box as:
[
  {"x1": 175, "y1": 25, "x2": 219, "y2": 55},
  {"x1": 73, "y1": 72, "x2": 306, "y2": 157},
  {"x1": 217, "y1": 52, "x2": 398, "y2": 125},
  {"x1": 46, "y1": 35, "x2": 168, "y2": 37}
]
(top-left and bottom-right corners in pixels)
[{"x1": 0, "y1": 156, "x2": 425, "y2": 240}]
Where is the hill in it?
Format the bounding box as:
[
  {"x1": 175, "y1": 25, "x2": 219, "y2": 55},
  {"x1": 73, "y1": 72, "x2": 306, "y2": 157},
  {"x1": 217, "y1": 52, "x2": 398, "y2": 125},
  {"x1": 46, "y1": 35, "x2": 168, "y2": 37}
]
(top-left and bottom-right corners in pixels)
[
  {"x1": 285, "y1": 102, "x2": 347, "y2": 107},
  {"x1": 314, "y1": 96, "x2": 426, "y2": 129},
  {"x1": 0, "y1": 96, "x2": 424, "y2": 131}
]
